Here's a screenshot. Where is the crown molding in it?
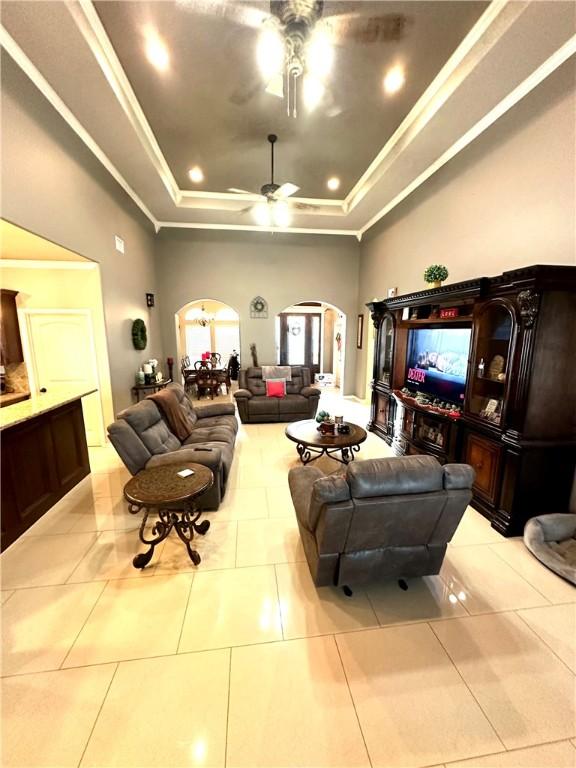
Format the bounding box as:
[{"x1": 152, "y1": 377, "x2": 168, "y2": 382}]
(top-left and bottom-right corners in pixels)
[
  {"x1": 69, "y1": 0, "x2": 180, "y2": 205},
  {"x1": 157, "y1": 221, "x2": 360, "y2": 237},
  {"x1": 0, "y1": 24, "x2": 160, "y2": 232},
  {"x1": 359, "y1": 34, "x2": 576, "y2": 237},
  {"x1": 344, "y1": 0, "x2": 521, "y2": 214}
]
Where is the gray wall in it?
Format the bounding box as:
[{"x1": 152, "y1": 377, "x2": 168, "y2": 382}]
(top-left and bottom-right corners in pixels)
[
  {"x1": 0, "y1": 54, "x2": 163, "y2": 413},
  {"x1": 355, "y1": 61, "x2": 576, "y2": 396},
  {"x1": 155, "y1": 229, "x2": 360, "y2": 395}
]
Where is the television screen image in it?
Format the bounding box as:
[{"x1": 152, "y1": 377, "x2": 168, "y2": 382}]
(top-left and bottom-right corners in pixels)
[{"x1": 405, "y1": 327, "x2": 472, "y2": 404}]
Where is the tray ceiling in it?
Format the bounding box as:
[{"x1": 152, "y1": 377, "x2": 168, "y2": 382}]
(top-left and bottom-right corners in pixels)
[{"x1": 1, "y1": 0, "x2": 574, "y2": 237}]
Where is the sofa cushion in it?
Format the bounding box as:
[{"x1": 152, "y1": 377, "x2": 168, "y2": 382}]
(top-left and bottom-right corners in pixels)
[
  {"x1": 195, "y1": 402, "x2": 236, "y2": 419},
  {"x1": 285, "y1": 366, "x2": 309, "y2": 394},
  {"x1": 118, "y1": 400, "x2": 181, "y2": 455},
  {"x1": 347, "y1": 456, "x2": 443, "y2": 498},
  {"x1": 192, "y1": 415, "x2": 238, "y2": 434},
  {"x1": 278, "y1": 394, "x2": 309, "y2": 414},
  {"x1": 244, "y1": 367, "x2": 266, "y2": 396},
  {"x1": 184, "y1": 426, "x2": 236, "y2": 446},
  {"x1": 249, "y1": 397, "x2": 280, "y2": 415},
  {"x1": 178, "y1": 440, "x2": 234, "y2": 482},
  {"x1": 166, "y1": 382, "x2": 198, "y2": 428}
]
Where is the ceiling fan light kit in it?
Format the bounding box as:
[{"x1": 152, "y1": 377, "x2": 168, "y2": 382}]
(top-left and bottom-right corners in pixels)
[
  {"x1": 230, "y1": 133, "x2": 306, "y2": 229},
  {"x1": 257, "y1": 0, "x2": 333, "y2": 117}
]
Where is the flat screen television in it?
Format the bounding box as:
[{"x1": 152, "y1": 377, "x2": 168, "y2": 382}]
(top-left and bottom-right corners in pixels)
[{"x1": 405, "y1": 327, "x2": 472, "y2": 405}]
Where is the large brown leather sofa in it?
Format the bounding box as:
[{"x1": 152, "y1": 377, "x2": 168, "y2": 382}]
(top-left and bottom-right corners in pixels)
[
  {"x1": 288, "y1": 455, "x2": 474, "y2": 587},
  {"x1": 234, "y1": 366, "x2": 320, "y2": 423},
  {"x1": 107, "y1": 383, "x2": 237, "y2": 509}
]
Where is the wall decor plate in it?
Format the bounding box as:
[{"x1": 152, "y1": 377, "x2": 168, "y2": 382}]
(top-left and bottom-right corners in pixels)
[{"x1": 250, "y1": 296, "x2": 268, "y2": 319}]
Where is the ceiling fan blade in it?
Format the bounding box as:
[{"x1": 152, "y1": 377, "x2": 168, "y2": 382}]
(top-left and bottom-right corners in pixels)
[
  {"x1": 265, "y1": 74, "x2": 284, "y2": 99},
  {"x1": 294, "y1": 202, "x2": 322, "y2": 211},
  {"x1": 319, "y1": 13, "x2": 411, "y2": 45},
  {"x1": 275, "y1": 183, "x2": 300, "y2": 198},
  {"x1": 228, "y1": 187, "x2": 257, "y2": 195},
  {"x1": 176, "y1": 0, "x2": 270, "y2": 29},
  {"x1": 229, "y1": 79, "x2": 262, "y2": 106}
]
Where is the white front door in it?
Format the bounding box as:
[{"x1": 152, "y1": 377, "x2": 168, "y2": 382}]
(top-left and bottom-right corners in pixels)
[{"x1": 25, "y1": 310, "x2": 104, "y2": 446}]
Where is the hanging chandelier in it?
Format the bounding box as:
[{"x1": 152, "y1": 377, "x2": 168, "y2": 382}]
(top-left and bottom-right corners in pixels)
[{"x1": 190, "y1": 304, "x2": 215, "y2": 327}]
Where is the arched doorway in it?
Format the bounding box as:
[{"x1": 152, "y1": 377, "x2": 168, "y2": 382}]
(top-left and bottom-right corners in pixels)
[
  {"x1": 176, "y1": 299, "x2": 240, "y2": 382},
  {"x1": 275, "y1": 301, "x2": 346, "y2": 392}
]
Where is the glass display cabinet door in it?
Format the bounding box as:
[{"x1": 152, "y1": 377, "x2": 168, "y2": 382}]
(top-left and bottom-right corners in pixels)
[
  {"x1": 467, "y1": 301, "x2": 515, "y2": 426},
  {"x1": 377, "y1": 313, "x2": 394, "y2": 387}
]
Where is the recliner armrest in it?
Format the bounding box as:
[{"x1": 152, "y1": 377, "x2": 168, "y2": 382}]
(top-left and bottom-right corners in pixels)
[
  {"x1": 300, "y1": 386, "x2": 321, "y2": 398},
  {"x1": 233, "y1": 388, "x2": 253, "y2": 399},
  {"x1": 195, "y1": 403, "x2": 236, "y2": 419},
  {"x1": 288, "y1": 465, "x2": 324, "y2": 530},
  {"x1": 443, "y1": 463, "x2": 475, "y2": 490}
]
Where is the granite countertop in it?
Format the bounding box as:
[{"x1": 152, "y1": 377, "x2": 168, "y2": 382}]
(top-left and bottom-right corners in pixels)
[{"x1": 0, "y1": 388, "x2": 97, "y2": 431}]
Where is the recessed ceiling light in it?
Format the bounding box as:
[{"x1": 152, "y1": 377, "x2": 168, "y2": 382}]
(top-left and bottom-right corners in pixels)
[
  {"x1": 327, "y1": 177, "x2": 340, "y2": 192},
  {"x1": 383, "y1": 65, "x2": 405, "y2": 95},
  {"x1": 144, "y1": 28, "x2": 169, "y2": 73},
  {"x1": 188, "y1": 166, "x2": 204, "y2": 184}
]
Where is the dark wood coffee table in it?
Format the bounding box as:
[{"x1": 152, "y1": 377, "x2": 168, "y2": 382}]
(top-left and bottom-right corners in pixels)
[
  {"x1": 285, "y1": 420, "x2": 367, "y2": 465},
  {"x1": 124, "y1": 463, "x2": 213, "y2": 569}
]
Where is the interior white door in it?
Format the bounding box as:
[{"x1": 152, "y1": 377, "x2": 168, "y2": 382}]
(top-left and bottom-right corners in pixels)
[{"x1": 25, "y1": 311, "x2": 104, "y2": 446}]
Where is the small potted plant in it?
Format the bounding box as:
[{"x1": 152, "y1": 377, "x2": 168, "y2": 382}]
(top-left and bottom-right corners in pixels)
[{"x1": 423, "y1": 264, "x2": 449, "y2": 288}]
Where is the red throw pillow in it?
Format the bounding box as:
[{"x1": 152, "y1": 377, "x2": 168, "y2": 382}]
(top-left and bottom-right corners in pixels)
[{"x1": 266, "y1": 379, "x2": 286, "y2": 398}]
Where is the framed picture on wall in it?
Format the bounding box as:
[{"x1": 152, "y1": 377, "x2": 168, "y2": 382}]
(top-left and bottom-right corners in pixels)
[{"x1": 356, "y1": 314, "x2": 364, "y2": 349}]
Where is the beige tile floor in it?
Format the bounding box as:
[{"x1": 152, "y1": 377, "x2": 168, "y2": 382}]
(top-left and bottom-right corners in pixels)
[{"x1": 1, "y1": 391, "x2": 575, "y2": 768}]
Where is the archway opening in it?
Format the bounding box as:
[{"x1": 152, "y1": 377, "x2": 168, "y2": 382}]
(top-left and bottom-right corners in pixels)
[
  {"x1": 176, "y1": 299, "x2": 240, "y2": 384},
  {"x1": 275, "y1": 301, "x2": 346, "y2": 393}
]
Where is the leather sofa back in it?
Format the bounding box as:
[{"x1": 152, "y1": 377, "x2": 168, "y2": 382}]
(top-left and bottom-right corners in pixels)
[{"x1": 118, "y1": 399, "x2": 181, "y2": 456}]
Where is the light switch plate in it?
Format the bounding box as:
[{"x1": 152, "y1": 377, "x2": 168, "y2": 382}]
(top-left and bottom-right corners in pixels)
[{"x1": 115, "y1": 235, "x2": 125, "y2": 253}]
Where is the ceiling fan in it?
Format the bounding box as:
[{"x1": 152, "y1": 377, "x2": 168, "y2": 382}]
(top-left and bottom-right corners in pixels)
[
  {"x1": 229, "y1": 134, "x2": 316, "y2": 227},
  {"x1": 177, "y1": 1, "x2": 410, "y2": 115}
]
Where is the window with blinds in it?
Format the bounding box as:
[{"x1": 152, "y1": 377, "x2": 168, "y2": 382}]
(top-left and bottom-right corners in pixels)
[{"x1": 183, "y1": 322, "x2": 240, "y2": 367}]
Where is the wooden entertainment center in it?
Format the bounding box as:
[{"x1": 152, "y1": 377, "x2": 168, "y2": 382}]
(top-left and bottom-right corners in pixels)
[{"x1": 367, "y1": 265, "x2": 576, "y2": 536}]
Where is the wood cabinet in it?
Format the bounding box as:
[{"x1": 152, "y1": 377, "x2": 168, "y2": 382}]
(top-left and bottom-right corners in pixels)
[
  {"x1": 463, "y1": 433, "x2": 501, "y2": 505},
  {"x1": 0, "y1": 289, "x2": 24, "y2": 364},
  {"x1": 1, "y1": 399, "x2": 90, "y2": 549},
  {"x1": 368, "y1": 310, "x2": 396, "y2": 444},
  {"x1": 367, "y1": 265, "x2": 576, "y2": 536}
]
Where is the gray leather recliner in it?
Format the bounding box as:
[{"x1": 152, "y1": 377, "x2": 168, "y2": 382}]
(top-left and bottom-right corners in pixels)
[
  {"x1": 107, "y1": 383, "x2": 238, "y2": 509},
  {"x1": 288, "y1": 455, "x2": 474, "y2": 587},
  {"x1": 234, "y1": 366, "x2": 320, "y2": 423}
]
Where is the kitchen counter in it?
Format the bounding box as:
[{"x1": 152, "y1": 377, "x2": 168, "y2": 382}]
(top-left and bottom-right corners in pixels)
[
  {"x1": 1, "y1": 389, "x2": 95, "y2": 549},
  {"x1": 0, "y1": 387, "x2": 96, "y2": 431}
]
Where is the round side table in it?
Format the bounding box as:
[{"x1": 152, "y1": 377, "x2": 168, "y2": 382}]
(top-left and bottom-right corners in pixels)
[{"x1": 124, "y1": 463, "x2": 213, "y2": 569}]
